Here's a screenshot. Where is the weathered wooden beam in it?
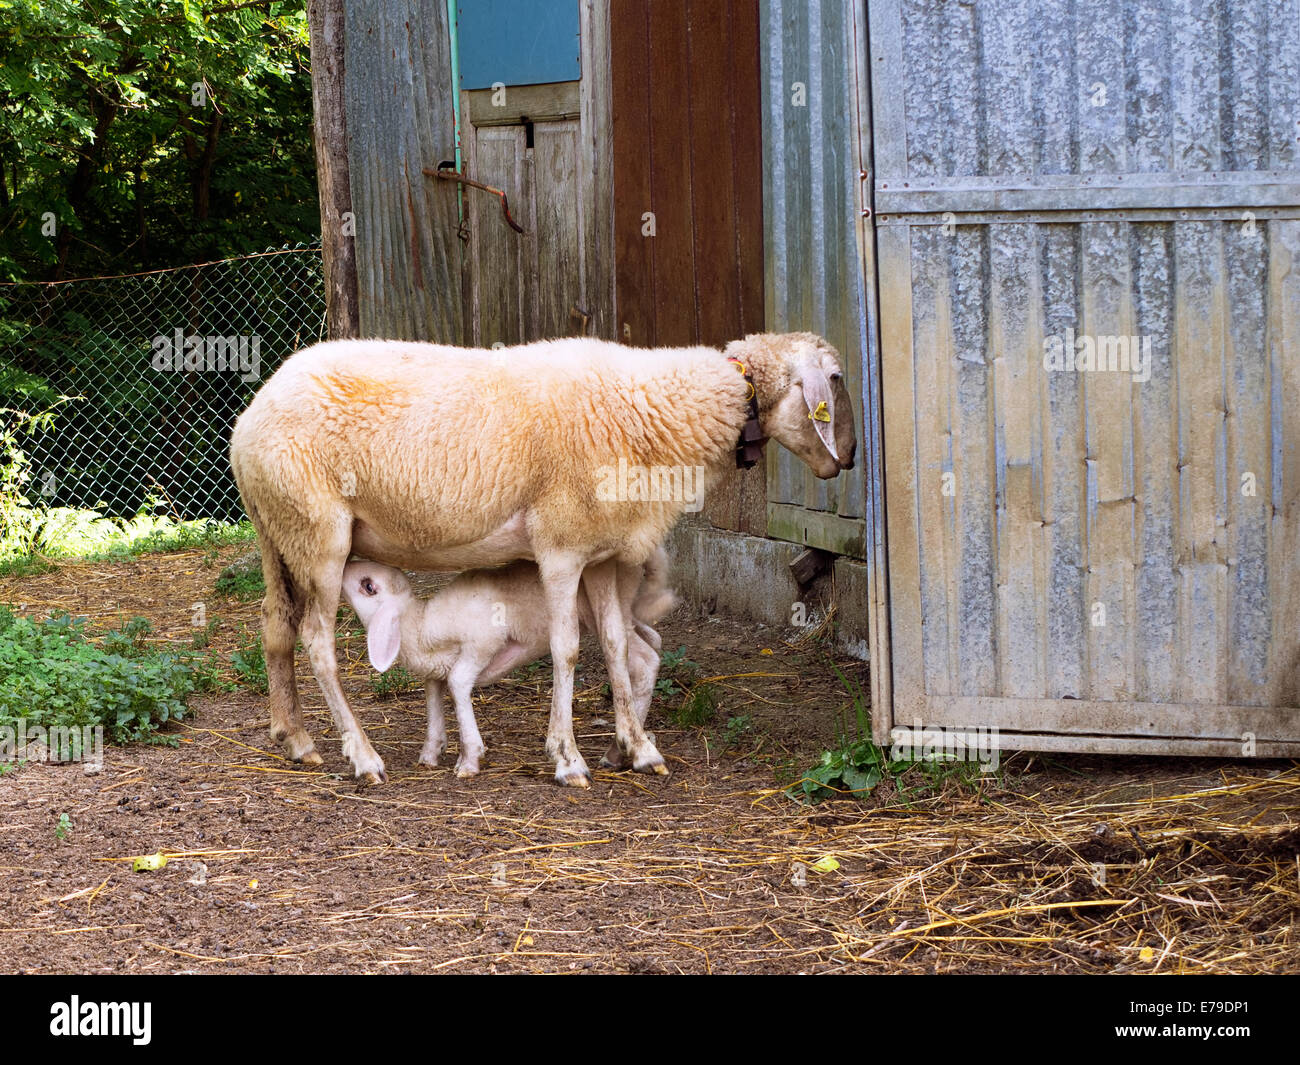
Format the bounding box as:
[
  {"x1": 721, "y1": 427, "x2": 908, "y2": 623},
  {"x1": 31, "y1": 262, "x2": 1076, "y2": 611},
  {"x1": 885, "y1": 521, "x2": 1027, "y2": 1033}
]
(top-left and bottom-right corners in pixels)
[{"x1": 789, "y1": 547, "x2": 834, "y2": 587}]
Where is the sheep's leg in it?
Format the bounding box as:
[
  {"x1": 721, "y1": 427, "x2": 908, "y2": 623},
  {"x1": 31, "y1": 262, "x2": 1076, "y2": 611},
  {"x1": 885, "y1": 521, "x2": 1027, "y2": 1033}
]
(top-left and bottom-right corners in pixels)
[
  {"x1": 299, "y1": 556, "x2": 387, "y2": 785},
  {"x1": 585, "y1": 561, "x2": 666, "y2": 776},
  {"x1": 259, "y1": 539, "x2": 321, "y2": 765},
  {"x1": 447, "y1": 662, "x2": 486, "y2": 778},
  {"x1": 538, "y1": 554, "x2": 591, "y2": 788},
  {"x1": 601, "y1": 628, "x2": 660, "y2": 770},
  {"x1": 419, "y1": 679, "x2": 448, "y2": 767}
]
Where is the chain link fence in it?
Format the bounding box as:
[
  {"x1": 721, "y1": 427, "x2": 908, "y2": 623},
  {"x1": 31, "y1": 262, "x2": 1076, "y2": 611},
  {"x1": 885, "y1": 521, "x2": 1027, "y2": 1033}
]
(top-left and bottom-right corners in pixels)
[{"x1": 0, "y1": 245, "x2": 325, "y2": 523}]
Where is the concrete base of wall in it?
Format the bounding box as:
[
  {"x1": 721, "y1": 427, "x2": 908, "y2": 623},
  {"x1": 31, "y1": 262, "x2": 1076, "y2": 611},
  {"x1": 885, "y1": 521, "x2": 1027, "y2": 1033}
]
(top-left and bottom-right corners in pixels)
[{"x1": 665, "y1": 517, "x2": 869, "y2": 660}]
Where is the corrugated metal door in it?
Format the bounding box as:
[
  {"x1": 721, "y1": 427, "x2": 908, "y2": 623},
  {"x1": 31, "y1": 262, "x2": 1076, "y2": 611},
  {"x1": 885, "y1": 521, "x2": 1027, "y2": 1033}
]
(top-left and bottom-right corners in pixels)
[
  {"x1": 760, "y1": 0, "x2": 873, "y2": 559},
  {"x1": 869, "y1": 0, "x2": 1300, "y2": 755}
]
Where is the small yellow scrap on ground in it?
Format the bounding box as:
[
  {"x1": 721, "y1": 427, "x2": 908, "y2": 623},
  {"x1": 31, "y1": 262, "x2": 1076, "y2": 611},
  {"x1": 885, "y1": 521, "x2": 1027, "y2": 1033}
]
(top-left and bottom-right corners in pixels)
[{"x1": 131, "y1": 853, "x2": 167, "y2": 872}]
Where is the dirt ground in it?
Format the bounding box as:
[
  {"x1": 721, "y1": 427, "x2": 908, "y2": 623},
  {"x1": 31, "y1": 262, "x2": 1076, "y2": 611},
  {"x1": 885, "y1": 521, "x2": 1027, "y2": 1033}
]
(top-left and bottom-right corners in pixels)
[{"x1": 0, "y1": 546, "x2": 1297, "y2": 974}]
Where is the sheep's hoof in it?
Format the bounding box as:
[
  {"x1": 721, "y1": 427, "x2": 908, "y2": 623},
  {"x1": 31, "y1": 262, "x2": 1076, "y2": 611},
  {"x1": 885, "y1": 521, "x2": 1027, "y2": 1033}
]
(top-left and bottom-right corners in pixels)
[
  {"x1": 455, "y1": 765, "x2": 480, "y2": 780},
  {"x1": 281, "y1": 730, "x2": 322, "y2": 764},
  {"x1": 599, "y1": 747, "x2": 630, "y2": 770},
  {"x1": 632, "y1": 746, "x2": 668, "y2": 776},
  {"x1": 557, "y1": 770, "x2": 592, "y2": 789},
  {"x1": 358, "y1": 769, "x2": 388, "y2": 786}
]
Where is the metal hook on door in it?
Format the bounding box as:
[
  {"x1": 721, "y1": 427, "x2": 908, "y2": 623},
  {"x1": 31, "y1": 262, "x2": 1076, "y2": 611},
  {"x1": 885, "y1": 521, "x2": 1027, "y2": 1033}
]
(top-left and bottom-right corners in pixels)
[{"x1": 425, "y1": 162, "x2": 525, "y2": 234}]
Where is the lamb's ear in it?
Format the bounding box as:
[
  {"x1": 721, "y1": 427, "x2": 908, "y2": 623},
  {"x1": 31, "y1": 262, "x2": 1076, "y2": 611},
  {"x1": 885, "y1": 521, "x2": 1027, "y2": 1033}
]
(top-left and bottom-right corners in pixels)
[
  {"x1": 800, "y1": 356, "x2": 840, "y2": 462},
  {"x1": 366, "y1": 600, "x2": 403, "y2": 672}
]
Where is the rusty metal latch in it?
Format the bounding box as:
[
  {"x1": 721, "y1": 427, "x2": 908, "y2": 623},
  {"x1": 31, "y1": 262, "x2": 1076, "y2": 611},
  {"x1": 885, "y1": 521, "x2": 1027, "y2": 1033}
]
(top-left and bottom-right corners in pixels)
[
  {"x1": 569, "y1": 305, "x2": 591, "y2": 335},
  {"x1": 424, "y1": 162, "x2": 525, "y2": 235}
]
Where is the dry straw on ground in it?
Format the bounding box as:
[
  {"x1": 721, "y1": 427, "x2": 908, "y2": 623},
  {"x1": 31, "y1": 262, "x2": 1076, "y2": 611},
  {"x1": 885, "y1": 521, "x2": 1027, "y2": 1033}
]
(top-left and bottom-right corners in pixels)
[{"x1": 0, "y1": 548, "x2": 1296, "y2": 974}]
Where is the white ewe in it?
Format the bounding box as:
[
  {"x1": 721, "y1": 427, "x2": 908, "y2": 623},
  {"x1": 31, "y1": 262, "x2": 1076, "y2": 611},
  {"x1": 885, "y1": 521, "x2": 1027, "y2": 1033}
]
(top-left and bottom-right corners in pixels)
[
  {"x1": 341, "y1": 548, "x2": 677, "y2": 778},
  {"x1": 230, "y1": 332, "x2": 856, "y2": 787}
]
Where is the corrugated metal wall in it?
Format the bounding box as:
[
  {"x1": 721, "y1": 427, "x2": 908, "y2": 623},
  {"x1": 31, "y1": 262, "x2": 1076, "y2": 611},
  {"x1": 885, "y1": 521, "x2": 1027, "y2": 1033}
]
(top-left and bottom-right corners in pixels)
[
  {"x1": 871, "y1": 0, "x2": 1300, "y2": 751},
  {"x1": 760, "y1": 0, "x2": 870, "y2": 558}
]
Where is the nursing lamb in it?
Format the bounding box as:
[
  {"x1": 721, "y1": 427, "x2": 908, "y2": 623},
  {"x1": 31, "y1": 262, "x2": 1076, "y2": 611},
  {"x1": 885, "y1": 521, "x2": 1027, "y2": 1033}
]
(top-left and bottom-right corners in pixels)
[{"x1": 341, "y1": 548, "x2": 677, "y2": 778}]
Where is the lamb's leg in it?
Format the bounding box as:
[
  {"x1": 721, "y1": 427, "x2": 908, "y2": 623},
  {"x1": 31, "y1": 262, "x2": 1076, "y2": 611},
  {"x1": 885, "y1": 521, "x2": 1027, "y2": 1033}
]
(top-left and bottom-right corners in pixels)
[
  {"x1": 298, "y1": 554, "x2": 387, "y2": 785},
  {"x1": 602, "y1": 628, "x2": 660, "y2": 770},
  {"x1": 584, "y1": 560, "x2": 666, "y2": 775},
  {"x1": 419, "y1": 679, "x2": 448, "y2": 767},
  {"x1": 446, "y1": 662, "x2": 486, "y2": 778},
  {"x1": 538, "y1": 553, "x2": 590, "y2": 788},
  {"x1": 258, "y1": 538, "x2": 320, "y2": 765}
]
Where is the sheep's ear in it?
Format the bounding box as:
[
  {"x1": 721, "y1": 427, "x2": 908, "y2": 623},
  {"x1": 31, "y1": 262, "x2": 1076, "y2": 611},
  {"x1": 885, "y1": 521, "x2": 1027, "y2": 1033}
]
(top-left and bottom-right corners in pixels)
[
  {"x1": 366, "y1": 600, "x2": 403, "y2": 672},
  {"x1": 800, "y1": 358, "x2": 840, "y2": 462}
]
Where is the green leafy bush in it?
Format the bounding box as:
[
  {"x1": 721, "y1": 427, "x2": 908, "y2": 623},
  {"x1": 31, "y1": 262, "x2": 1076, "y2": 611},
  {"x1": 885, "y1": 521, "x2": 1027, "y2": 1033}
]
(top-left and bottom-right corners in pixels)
[
  {"x1": 370, "y1": 665, "x2": 419, "y2": 697},
  {"x1": 655, "y1": 645, "x2": 700, "y2": 698},
  {"x1": 786, "y1": 661, "x2": 909, "y2": 803},
  {"x1": 214, "y1": 554, "x2": 265, "y2": 600},
  {"x1": 787, "y1": 738, "x2": 905, "y2": 803},
  {"x1": 229, "y1": 628, "x2": 268, "y2": 694},
  {"x1": 0, "y1": 609, "x2": 207, "y2": 745}
]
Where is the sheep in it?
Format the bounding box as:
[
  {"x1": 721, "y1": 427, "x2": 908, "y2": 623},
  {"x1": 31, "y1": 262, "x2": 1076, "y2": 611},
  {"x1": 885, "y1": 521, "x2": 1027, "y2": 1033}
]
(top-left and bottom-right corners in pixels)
[
  {"x1": 340, "y1": 547, "x2": 678, "y2": 778},
  {"x1": 229, "y1": 332, "x2": 856, "y2": 787}
]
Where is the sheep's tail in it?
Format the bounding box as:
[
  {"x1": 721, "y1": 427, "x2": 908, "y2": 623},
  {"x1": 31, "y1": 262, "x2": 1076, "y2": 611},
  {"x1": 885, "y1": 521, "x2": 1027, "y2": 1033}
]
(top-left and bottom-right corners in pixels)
[
  {"x1": 632, "y1": 545, "x2": 678, "y2": 642},
  {"x1": 241, "y1": 494, "x2": 303, "y2": 627}
]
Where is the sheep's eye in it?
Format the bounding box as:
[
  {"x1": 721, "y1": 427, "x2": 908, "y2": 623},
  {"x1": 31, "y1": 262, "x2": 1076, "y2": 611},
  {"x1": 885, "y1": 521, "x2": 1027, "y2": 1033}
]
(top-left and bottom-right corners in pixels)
[
  {"x1": 830, "y1": 371, "x2": 842, "y2": 383},
  {"x1": 361, "y1": 578, "x2": 377, "y2": 596}
]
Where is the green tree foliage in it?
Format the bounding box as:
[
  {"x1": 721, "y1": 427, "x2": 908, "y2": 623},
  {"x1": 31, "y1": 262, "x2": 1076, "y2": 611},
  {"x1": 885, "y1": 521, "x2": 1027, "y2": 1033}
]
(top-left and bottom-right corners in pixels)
[{"x1": 0, "y1": 0, "x2": 319, "y2": 280}]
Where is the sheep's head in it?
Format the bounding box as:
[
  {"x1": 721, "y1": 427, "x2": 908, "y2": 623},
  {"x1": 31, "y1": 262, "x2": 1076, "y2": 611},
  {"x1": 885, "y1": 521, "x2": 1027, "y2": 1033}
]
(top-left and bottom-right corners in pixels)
[
  {"x1": 341, "y1": 560, "x2": 412, "y2": 672},
  {"x1": 726, "y1": 332, "x2": 858, "y2": 479}
]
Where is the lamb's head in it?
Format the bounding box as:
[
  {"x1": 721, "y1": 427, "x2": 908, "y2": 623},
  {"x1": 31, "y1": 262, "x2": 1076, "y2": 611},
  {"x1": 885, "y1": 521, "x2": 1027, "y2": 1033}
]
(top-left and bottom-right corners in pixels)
[
  {"x1": 341, "y1": 560, "x2": 413, "y2": 672},
  {"x1": 725, "y1": 332, "x2": 858, "y2": 479}
]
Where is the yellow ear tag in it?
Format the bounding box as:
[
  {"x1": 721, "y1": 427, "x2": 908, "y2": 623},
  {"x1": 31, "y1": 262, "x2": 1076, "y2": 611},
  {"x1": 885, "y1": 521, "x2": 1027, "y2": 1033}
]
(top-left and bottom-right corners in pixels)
[{"x1": 809, "y1": 401, "x2": 831, "y2": 423}]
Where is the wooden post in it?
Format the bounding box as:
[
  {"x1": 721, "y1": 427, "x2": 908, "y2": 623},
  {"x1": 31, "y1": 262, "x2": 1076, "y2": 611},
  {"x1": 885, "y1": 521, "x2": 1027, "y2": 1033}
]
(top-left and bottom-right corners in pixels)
[{"x1": 306, "y1": 0, "x2": 359, "y2": 339}]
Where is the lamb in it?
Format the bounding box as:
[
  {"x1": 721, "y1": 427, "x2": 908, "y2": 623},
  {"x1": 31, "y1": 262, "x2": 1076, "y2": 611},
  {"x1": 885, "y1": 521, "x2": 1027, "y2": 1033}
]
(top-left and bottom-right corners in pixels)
[
  {"x1": 229, "y1": 332, "x2": 856, "y2": 787},
  {"x1": 341, "y1": 548, "x2": 678, "y2": 778}
]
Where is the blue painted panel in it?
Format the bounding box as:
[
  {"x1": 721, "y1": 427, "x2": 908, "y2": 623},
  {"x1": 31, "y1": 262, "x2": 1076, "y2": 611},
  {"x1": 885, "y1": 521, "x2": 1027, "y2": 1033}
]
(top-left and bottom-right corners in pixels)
[{"x1": 458, "y1": 0, "x2": 580, "y2": 89}]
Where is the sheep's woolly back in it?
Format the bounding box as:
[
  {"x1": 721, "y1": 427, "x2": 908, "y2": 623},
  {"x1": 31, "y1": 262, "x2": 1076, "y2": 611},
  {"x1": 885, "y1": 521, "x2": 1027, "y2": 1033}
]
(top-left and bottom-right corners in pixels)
[{"x1": 231, "y1": 337, "x2": 757, "y2": 567}]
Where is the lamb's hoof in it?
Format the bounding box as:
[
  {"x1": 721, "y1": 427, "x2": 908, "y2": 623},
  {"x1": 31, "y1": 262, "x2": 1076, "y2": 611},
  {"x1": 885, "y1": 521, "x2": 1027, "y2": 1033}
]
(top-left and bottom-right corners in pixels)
[
  {"x1": 417, "y1": 758, "x2": 439, "y2": 770},
  {"x1": 299, "y1": 751, "x2": 324, "y2": 766},
  {"x1": 651, "y1": 763, "x2": 670, "y2": 776},
  {"x1": 358, "y1": 769, "x2": 388, "y2": 786},
  {"x1": 454, "y1": 757, "x2": 481, "y2": 779}
]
